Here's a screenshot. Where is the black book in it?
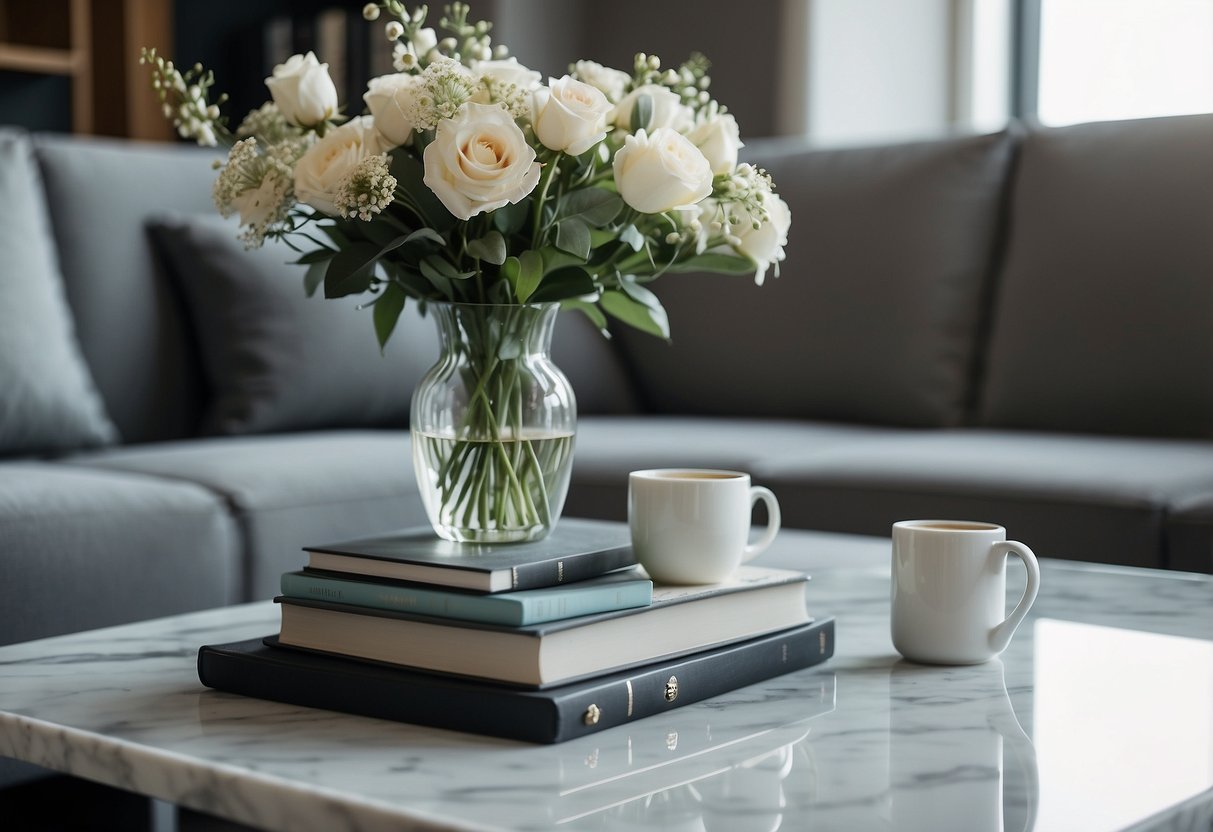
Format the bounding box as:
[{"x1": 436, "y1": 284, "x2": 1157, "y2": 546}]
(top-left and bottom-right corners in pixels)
[
  {"x1": 302, "y1": 517, "x2": 635, "y2": 592},
  {"x1": 197, "y1": 617, "x2": 835, "y2": 744}
]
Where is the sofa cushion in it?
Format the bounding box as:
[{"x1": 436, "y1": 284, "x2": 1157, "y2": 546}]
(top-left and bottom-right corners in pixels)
[
  {"x1": 1164, "y1": 491, "x2": 1213, "y2": 574},
  {"x1": 33, "y1": 134, "x2": 220, "y2": 443},
  {"x1": 148, "y1": 214, "x2": 440, "y2": 435},
  {"x1": 565, "y1": 416, "x2": 900, "y2": 521},
  {"x1": 979, "y1": 114, "x2": 1213, "y2": 438},
  {"x1": 0, "y1": 462, "x2": 238, "y2": 645},
  {"x1": 614, "y1": 130, "x2": 1019, "y2": 427},
  {"x1": 73, "y1": 432, "x2": 426, "y2": 599},
  {"x1": 752, "y1": 429, "x2": 1213, "y2": 568},
  {"x1": 0, "y1": 130, "x2": 117, "y2": 456}
]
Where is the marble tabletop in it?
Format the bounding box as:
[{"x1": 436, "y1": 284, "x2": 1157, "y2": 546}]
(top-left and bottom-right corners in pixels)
[{"x1": 1, "y1": 529, "x2": 1211, "y2": 832}]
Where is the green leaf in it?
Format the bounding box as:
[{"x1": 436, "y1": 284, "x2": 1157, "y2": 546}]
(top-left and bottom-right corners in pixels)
[
  {"x1": 385, "y1": 263, "x2": 433, "y2": 298},
  {"x1": 324, "y1": 241, "x2": 381, "y2": 298},
  {"x1": 559, "y1": 188, "x2": 623, "y2": 228},
  {"x1": 530, "y1": 265, "x2": 596, "y2": 303},
  {"x1": 303, "y1": 261, "x2": 326, "y2": 297},
  {"x1": 600, "y1": 289, "x2": 670, "y2": 339},
  {"x1": 630, "y1": 93, "x2": 653, "y2": 134},
  {"x1": 618, "y1": 224, "x2": 645, "y2": 252},
  {"x1": 291, "y1": 248, "x2": 336, "y2": 266},
  {"x1": 373, "y1": 282, "x2": 407, "y2": 352},
  {"x1": 667, "y1": 252, "x2": 755, "y2": 274},
  {"x1": 388, "y1": 149, "x2": 456, "y2": 232},
  {"x1": 492, "y1": 200, "x2": 530, "y2": 235},
  {"x1": 539, "y1": 246, "x2": 586, "y2": 275},
  {"x1": 420, "y1": 254, "x2": 475, "y2": 280},
  {"x1": 512, "y1": 250, "x2": 544, "y2": 302},
  {"x1": 561, "y1": 298, "x2": 610, "y2": 337},
  {"x1": 618, "y1": 273, "x2": 663, "y2": 311},
  {"x1": 404, "y1": 227, "x2": 447, "y2": 247},
  {"x1": 466, "y1": 230, "x2": 507, "y2": 265},
  {"x1": 555, "y1": 218, "x2": 591, "y2": 260}
]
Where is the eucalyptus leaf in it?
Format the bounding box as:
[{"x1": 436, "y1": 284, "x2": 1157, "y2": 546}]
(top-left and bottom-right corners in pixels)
[
  {"x1": 419, "y1": 257, "x2": 455, "y2": 295},
  {"x1": 539, "y1": 246, "x2": 586, "y2": 275},
  {"x1": 514, "y1": 250, "x2": 544, "y2": 302},
  {"x1": 373, "y1": 282, "x2": 407, "y2": 352},
  {"x1": 466, "y1": 230, "x2": 507, "y2": 265},
  {"x1": 667, "y1": 252, "x2": 755, "y2": 274},
  {"x1": 630, "y1": 93, "x2": 653, "y2": 134},
  {"x1": 492, "y1": 200, "x2": 530, "y2": 235},
  {"x1": 555, "y1": 219, "x2": 591, "y2": 260},
  {"x1": 421, "y1": 254, "x2": 475, "y2": 280},
  {"x1": 600, "y1": 289, "x2": 671, "y2": 340},
  {"x1": 559, "y1": 188, "x2": 623, "y2": 228},
  {"x1": 561, "y1": 298, "x2": 610, "y2": 337},
  {"x1": 529, "y1": 265, "x2": 596, "y2": 303}
]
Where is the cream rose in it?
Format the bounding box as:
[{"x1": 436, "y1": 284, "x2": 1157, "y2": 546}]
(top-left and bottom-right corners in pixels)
[
  {"x1": 363, "y1": 73, "x2": 423, "y2": 147},
  {"x1": 613, "y1": 127, "x2": 713, "y2": 214},
  {"x1": 423, "y1": 102, "x2": 542, "y2": 220},
  {"x1": 732, "y1": 194, "x2": 791, "y2": 286},
  {"x1": 533, "y1": 76, "x2": 612, "y2": 156},
  {"x1": 472, "y1": 57, "x2": 542, "y2": 91},
  {"x1": 611, "y1": 84, "x2": 693, "y2": 133},
  {"x1": 686, "y1": 113, "x2": 743, "y2": 176},
  {"x1": 294, "y1": 116, "x2": 386, "y2": 216},
  {"x1": 572, "y1": 60, "x2": 631, "y2": 103},
  {"x1": 264, "y1": 52, "x2": 338, "y2": 129}
]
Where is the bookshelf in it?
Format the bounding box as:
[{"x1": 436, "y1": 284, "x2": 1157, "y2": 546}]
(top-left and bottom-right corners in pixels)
[{"x1": 0, "y1": 0, "x2": 172, "y2": 139}]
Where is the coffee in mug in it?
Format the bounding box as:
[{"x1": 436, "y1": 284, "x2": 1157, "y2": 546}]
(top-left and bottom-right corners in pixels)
[
  {"x1": 891, "y1": 520, "x2": 1040, "y2": 665},
  {"x1": 628, "y1": 469, "x2": 781, "y2": 584}
]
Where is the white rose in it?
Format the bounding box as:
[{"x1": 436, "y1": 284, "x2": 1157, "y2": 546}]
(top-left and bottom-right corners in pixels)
[
  {"x1": 611, "y1": 84, "x2": 693, "y2": 133},
  {"x1": 473, "y1": 57, "x2": 542, "y2": 91},
  {"x1": 363, "y1": 73, "x2": 423, "y2": 147},
  {"x1": 423, "y1": 102, "x2": 542, "y2": 220},
  {"x1": 731, "y1": 195, "x2": 791, "y2": 286},
  {"x1": 264, "y1": 52, "x2": 339, "y2": 129},
  {"x1": 686, "y1": 113, "x2": 743, "y2": 176},
  {"x1": 533, "y1": 76, "x2": 612, "y2": 156},
  {"x1": 294, "y1": 116, "x2": 387, "y2": 216},
  {"x1": 573, "y1": 60, "x2": 631, "y2": 103},
  {"x1": 613, "y1": 127, "x2": 713, "y2": 214}
]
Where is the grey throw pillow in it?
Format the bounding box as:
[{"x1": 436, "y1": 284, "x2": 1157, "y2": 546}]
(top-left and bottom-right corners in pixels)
[
  {"x1": 147, "y1": 214, "x2": 439, "y2": 435},
  {"x1": 0, "y1": 130, "x2": 118, "y2": 455}
]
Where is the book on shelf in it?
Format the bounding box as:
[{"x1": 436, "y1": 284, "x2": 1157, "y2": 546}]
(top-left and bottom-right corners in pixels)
[
  {"x1": 197, "y1": 616, "x2": 835, "y2": 744},
  {"x1": 279, "y1": 568, "x2": 653, "y2": 627},
  {"x1": 302, "y1": 517, "x2": 635, "y2": 593},
  {"x1": 275, "y1": 566, "x2": 810, "y2": 687}
]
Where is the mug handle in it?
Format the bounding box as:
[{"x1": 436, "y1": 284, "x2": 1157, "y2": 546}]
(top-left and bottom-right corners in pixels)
[
  {"x1": 988, "y1": 541, "x2": 1041, "y2": 654},
  {"x1": 742, "y1": 486, "x2": 781, "y2": 562}
]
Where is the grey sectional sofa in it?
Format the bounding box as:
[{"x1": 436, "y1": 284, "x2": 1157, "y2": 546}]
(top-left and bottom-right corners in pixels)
[{"x1": 2, "y1": 112, "x2": 1212, "y2": 656}]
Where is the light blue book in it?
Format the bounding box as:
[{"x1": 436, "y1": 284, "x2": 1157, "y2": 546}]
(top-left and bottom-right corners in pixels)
[{"x1": 279, "y1": 568, "x2": 653, "y2": 627}]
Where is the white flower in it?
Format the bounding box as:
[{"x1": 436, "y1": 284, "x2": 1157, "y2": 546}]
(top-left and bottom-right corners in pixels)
[
  {"x1": 613, "y1": 127, "x2": 713, "y2": 214},
  {"x1": 533, "y1": 76, "x2": 612, "y2": 156},
  {"x1": 294, "y1": 116, "x2": 387, "y2": 216},
  {"x1": 335, "y1": 154, "x2": 397, "y2": 221},
  {"x1": 404, "y1": 56, "x2": 479, "y2": 131},
  {"x1": 264, "y1": 52, "x2": 339, "y2": 128},
  {"x1": 686, "y1": 112, "x2": 743, "y2": 176},
  {"x1": 212, "y1": 137, "x2": 297, "y2": 248},
  {"x1": 730, "y1": 194, "x2": 791, "y2": 285},
  {"x1": 422, "y1": 102, "x2": 541, "y2": 221},
  {"x1": 572, "y1": 60, "x2": 631, "y2": 103},
  {"x1": 363, "y1": 73, "x2": 423, "y2": 147},
  {"x1": 612, "y1": 84, "x2": 693, "y2": 133},
  {"x1": 472, "y1": 57, "x2": 542, "y2": 91}
]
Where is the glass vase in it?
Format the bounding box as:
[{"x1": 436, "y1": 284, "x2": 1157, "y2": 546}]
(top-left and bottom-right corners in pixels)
[{"x1": 410, "y1": 302, "x2": 577, "y2": 543}]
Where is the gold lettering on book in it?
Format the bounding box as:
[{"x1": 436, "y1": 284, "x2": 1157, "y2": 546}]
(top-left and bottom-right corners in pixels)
[
  {"x1": 626, "y1": 680, "x2": 634, "y2": 717},
  {"x1": 583, "y1": 703, "x2": 601, "y2": 726}
]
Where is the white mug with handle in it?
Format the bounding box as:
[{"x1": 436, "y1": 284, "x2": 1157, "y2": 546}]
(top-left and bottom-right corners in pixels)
[
  {"x1": 891, "y1": 520, "x2": 1041, "y2": 665},
  {"x1": 628, "y1": 469, "x2": 781, "y2": 584}
]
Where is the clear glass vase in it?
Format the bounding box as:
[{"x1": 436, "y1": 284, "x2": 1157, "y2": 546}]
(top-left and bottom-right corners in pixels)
[{"x1": 410, "y1": 302, "x2": 577, "y2": 543}]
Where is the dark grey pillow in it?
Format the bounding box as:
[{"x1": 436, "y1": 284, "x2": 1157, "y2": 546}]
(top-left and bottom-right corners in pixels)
[
  {"x1": 614, "y1": 130, "x2": 1019, "y2": 427},
  {"x1": 147, "y1": 214, "x2": 439, "y2": 435},
  {"x1": 0, "y1": 130, "x2": 118, "y2": 455}
]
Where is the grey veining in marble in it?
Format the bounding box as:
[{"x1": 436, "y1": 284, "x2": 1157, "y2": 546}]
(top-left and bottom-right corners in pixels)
[{"x1": 1, "y1": 530, "x2": 1211, "y2": 831}]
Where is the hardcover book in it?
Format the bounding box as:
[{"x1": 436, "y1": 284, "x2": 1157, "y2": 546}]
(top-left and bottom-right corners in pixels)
[
  {"x1": 197, "y1": 617, "x2": 835, "y2": 743},
  {"x1": 302, "y1": 517, "x2": 634, "y2": 592},
  {"x1": 280, "y1": 568, "x2": 653, "y2": 626},
  {"x1": 275, "y1": 566, "x2": 810, "y2": 687}
]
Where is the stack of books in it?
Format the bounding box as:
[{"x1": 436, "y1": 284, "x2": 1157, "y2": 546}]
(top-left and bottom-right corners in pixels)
[{"x1": 198, "y1": 518, "x2": 835, "y2": 743}]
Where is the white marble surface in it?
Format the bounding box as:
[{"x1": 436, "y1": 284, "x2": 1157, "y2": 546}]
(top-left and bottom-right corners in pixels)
[{"x1": 1, "y1": 529, "x2": 1212, "y2": 831}]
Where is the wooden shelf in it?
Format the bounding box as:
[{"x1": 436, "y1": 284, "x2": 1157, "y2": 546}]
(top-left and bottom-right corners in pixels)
[{"x1": 0, "y1": 43, "x2": 80, "y2": 74}]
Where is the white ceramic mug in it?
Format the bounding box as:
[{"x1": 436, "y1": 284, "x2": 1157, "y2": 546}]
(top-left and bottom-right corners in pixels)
[
  {"x1": 628, "y1": 469, "x2": 781, "y2": 584},
  {"x1": 891, "y1": 520, "x2": 1040, "y2": 665}
]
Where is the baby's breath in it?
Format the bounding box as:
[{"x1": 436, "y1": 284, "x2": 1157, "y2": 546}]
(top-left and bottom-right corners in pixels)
[
  {"x1": 212, "y1": 138, "x2": 296, "y2": 248},
  {"x1": 140, "y1": 48, "x2": 227, "y2": 146},
  {"x1": 713, "y1": 163, "x2": 776, "y2": 229},
  {"x1": 336, "y1": 154, "x2": 398, "y2": 221},
  {"x1": 405, "y1": 56, "x2": 477, "y2": 129}
]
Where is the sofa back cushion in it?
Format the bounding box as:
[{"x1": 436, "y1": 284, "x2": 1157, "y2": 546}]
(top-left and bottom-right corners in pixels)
[
  {"x1": 0, "y1": 129, "x2": 118, "y2": 455},
  {"x1": 978, "y1": 114, "x2": 1213, "y2": 438},
  {"x1": 614, "y1": 130, "x2": 1019, "y2": 426},
  {"x1": 34, "y1": 134, "x2": 221, "y2": 444}
]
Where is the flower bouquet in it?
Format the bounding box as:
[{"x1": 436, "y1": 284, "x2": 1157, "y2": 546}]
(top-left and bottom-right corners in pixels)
[{"x1": 142, "y1": 1, "x2": 790, "y2": 542}]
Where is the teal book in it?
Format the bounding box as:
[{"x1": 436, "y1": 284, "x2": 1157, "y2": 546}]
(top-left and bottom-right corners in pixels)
[{"x1": 280, "y1": 569, "x2": 653, "y2": 626}]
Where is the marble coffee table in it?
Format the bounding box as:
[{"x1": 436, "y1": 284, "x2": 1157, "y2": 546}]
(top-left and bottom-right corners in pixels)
[{"x1": 1, "y1": 529, "x2": 1211, "y2": 831}]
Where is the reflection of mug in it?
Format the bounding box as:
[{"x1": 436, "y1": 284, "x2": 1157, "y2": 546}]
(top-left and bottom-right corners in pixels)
[
  {"x1": 891, "y1": 521, "x2": 1040, "y2": 664},
  {"x1": 629, "y1": 469, "x2": 781, "y2": 584},
  {"x1": 888, "y1": 659, "x2": 1039, "y2": 832}
]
